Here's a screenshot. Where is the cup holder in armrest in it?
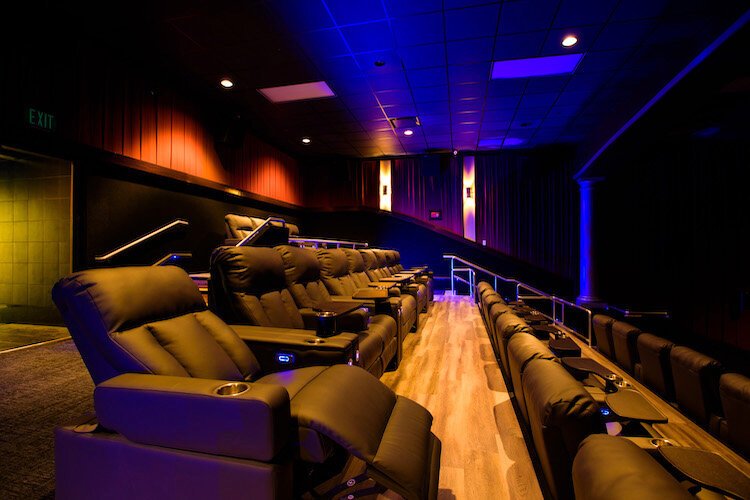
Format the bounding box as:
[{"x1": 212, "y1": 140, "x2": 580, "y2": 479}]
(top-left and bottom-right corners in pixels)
[
  {"x1": 305, "y1": 338, "x2": 326, "y2": 344},
  {"x1": 214, "y1": 382, "x2": 250, "y2": 396},
  {"x1": 650, "y1": 438, "x2": 673, "y2": 448}
]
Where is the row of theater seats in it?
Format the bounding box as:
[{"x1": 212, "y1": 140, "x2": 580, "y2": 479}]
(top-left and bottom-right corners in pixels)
[
  {"x1": 209, "y1": 245, "x2": 433, "y2": 377},
  {"x1": 593, "y1": 314, "x2": 750, "y2": 458},
  {"x1": 476, "y1": 281, "x2": 732, "y2": 500},
  {"x1": 51, "y1": 242, "x2": 440, "y2": 498}
]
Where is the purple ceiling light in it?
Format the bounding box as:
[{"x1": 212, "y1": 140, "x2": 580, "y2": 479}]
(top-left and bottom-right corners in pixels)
[{"x1": 491, "y1": 54, "x2": 584, "y2": 79}]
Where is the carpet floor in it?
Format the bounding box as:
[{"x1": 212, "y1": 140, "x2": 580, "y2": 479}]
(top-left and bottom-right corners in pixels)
[
  {"x1": 0, "y1": 339, "x2": 93, "y2": 499},
  {"x1": 0, "y1": 324, "x2": 70, "y2": 352}
]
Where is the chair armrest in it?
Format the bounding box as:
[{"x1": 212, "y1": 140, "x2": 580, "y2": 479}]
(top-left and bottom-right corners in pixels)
[
  {"x1": 94, "y1": 373, "x2": 289, "y2": 462},
  {"x1": 232, "y1": 325, "x2": 359, "y2": 371}
]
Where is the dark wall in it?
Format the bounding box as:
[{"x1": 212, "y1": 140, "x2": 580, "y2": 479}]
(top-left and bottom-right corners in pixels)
[
  {"x1": 587, "y1": 23, "x2": 750, "y2": 355},
  {"x1": 75, "y1": 162, "x2": 300, "y2": 272},
  {"x1": 301, "y1": 209, "x2": 574, "y2": 298}
]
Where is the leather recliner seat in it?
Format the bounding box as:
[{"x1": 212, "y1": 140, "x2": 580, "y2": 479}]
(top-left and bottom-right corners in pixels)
[
  {"x1": 225, "y1": 213, "x2": 300, "y2": 240},
  {"x1": 354, "y1": 249, "x2": 420, "y2": 331},
  {"x1": 592, "y1": 314, "x2": 616, "y2": 359},
  {"x1": 670, "y1": 346, "x2": 723, "y2": 431},
  {"x1": 315, "y1": 248, "x2": 412, "y2": 363},
  {"x1": 210, "y1": 246, "x2": 397, "y2": 378},
  {"x1": 274, "y1": 245, "x2": 402, "y2": 373},
  {"x1": 636, "y1": 333, "x2": 675, "y2": 400},
  {"x1": 610, "y1": 320, "x2": 641, "y2": 375},
  {"x1": 52, "y1": 266, "x2": 441, "y2": 500},
  {"x1": 523, "y1": 358, "x2": 604, "y2": 500},
  {"x1": 572, "y1": 435, "x2": 693, "y2": 500},
  {"x1": 369, "y1": 249, "x2": 429, "y2": 314},
  {"x1": 495, "y1": 313, "x2": 534, "y2": 379},
  {"x1": 393, "y1": 250, "x2": 434, "y2": 302},
  {"x1": 506, "y1": 333, "x2": 557, "y2": 424},
  {"x1": 719, "y1": 372, "x2": 750, "y2": 457}
]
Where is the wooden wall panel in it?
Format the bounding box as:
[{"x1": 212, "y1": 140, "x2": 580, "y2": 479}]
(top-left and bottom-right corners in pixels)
[{"x1": 1, "y1": 40, "x2": 304, "y2": 206}]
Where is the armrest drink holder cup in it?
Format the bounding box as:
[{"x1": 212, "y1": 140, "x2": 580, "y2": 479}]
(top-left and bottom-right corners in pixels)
[{"x1": 316, "y1": 311, "x2": 338, "y2": 338}]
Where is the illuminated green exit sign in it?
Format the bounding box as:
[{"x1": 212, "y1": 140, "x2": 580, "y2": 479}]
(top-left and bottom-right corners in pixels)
[{"x1": 26, "y1": 107, "x2": 56, "y2": 131}]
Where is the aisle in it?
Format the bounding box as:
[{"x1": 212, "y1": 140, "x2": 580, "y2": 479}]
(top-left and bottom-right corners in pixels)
[{"x1": 381, "y1": 294, "x2": 543, "y2": 500}]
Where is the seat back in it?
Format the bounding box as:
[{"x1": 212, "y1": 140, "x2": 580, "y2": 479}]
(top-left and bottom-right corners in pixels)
[
  {"x1": 210, "y1": 246, "x2": 305, "y2": 329},
  {"x1": 496, "y1": 313, "x2": 534, "y2": 376},
  {"x1": 636, "y1": 333, "x2": 675, "y2": 399},
  {"x1": 392, "y1": 250, "x2": 403, "y2": 272},
  {"x1": 523, "y1": 358, "x2": 603, "y2": 500},
  {"x1": 369, "y1": 249, "x2": 392, "y2": 278},
  {"x1": 592, "y1": 314, "x2": 616, "y2": 358},
  {"x1": 342, "y1": 248, "x2": 371, "y2": 287},
  {"x1": 274, "y1": 245, "x2": 332, "y2": 308},
  {"x1": 573, "y1": 435, "x2": 693, "y2": 500},
  {"x1": 225, "y1": 213, "x2": 261, "y2": 239},
  {"x1": 610, "y1": 320, "x2": 640, "y2": 373},
  {"x1": 670, "y1": 346, "x2": 722, "y2": 426},
  {"x1": 52, "y1": 266, "x2": 261, "y2": 385},
  {"x1": 359, "y1": 250, "x2": 382, "y2": 280},
  {"x1": 316, "y1": 248, "x2": 360, "y2": 296},
  {"x1": 719, "y1": 373, "x2": 750, "y2": 456},
  {"x1": 507, "y1": 333, "x2": 556, "y2": 424}
]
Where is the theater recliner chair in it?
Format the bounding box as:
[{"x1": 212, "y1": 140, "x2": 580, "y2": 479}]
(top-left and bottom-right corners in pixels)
[
  {"x1": 52, "y1": 266, "x2": 440, "y2": 500},
  {"x1": 210, "y1": 246, "x2": 397, "y2": 378},
  {"x1": 274, "y1": 245, "x2": 404, "y2": 371},
  {"x1": 572, "y1": 435, "x2": 694, "y2": 500},
  {"x1": 506, "y1": 333, "x2": 557, "y2": 425},
  {"x1": 670, "y1": 346, "x2": 723, "y2": 431},
  {"x1": 522, "y1": 358, "x2": 604, "y2": 500},
  {"x1": 369, "y1": 249, "x2": 429, "y2": 315},
  {"x1": 592, "y1": 314, "x2": 616, "y2": 359},
  {"x1": 393, "y1": 250, "x2": 434, "y2": 302}
]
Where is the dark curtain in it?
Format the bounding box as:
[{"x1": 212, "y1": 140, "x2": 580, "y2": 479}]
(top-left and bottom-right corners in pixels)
[
  {"x1": 303, "y1": 159, "x2": 378, "y2": 208},
  {"x1": 475, "y1": 152, "x2": 578, "y2": 281},
  {"x1": 391, "y1": 157, "x2": 462, "y2": 235}
]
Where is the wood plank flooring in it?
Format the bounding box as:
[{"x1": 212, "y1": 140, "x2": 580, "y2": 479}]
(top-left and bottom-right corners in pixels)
[{"x1": 381, "y1": 294, "x2": 543, "y2": 500}]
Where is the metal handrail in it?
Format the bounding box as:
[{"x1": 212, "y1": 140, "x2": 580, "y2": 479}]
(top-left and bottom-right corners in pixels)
[
  {"x1": 236, "y1": 217, "x2": 287, "y2": 247},
  {"x1": 444, "y1": 254, "x2": 593, "y2": 345},
  {"x1": 607, "y1": 305, "x2": 670, "y2": 319},
  {"x1": 95, "y1": 219, "x2": 189, "y2": 261},
  {"x1": 289, "y1": 237, "x2": 369, "y2": 249},
  {"x1": 152, "y1": 252, "x2": 192, "y2": 266}
]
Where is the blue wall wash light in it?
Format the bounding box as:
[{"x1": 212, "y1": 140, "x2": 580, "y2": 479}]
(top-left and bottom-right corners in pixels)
[{"x1": 491, "y1": 54, "x2": 584, "y2": 79}]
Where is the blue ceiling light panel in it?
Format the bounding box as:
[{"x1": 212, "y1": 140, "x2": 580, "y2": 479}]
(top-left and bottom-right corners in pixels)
[{"x1": 491, "y1": 54, "x2": 585, "y2": 79}]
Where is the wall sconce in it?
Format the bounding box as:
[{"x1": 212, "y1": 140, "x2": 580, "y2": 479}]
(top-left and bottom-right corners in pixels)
[
  {"x1": 383, "y1": 185, "x2": 389, "y2": 196},
  {"x1": 466, "y1": 186, "x2": 473, "y2": 198}
]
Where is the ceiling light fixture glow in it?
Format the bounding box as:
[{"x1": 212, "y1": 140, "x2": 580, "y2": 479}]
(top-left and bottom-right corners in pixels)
[
  {"x1": 220, "y1": 78, "x2": 234, "y2": 89},
  {"x1": 503, "y1": 138, "x2": 525, "y2": 146},
  {"x1": 491, "y1": 54, "x2": 584, "y2": 79},
  {"x1": 403, "y1": 129, "x2": 414, "y2": 136},
  {"x1": 258, "y1": 81, "x2": 335, "y2": 103},
  {"x1": 301, "y1": 137, "x2": 311, "y2": 144},
  {"x1": 561, "y1": 35, "x2": 578, "y2": 48}
]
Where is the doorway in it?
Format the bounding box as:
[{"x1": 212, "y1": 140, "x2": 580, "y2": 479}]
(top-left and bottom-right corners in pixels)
[{"x1": 0, "y1": 148, "x2": 71, "y2": 351}]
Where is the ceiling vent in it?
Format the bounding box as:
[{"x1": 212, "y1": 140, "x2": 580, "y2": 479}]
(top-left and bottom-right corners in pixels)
[{"x1": 389, "y1": 116, "x2": 421, "y2": 130}]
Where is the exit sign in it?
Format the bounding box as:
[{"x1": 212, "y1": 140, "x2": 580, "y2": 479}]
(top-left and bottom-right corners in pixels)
[{"x1": 26, "y1": 107, "x2": 56, "y2": 131}]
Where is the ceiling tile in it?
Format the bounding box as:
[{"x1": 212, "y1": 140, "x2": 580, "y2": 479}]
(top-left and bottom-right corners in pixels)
[
  {"x1": 408, "y1": 67, "x2": 449, "y2": 88},
  {"x1": 594, "y1": 19, "x2": 656, "y2": 51},
  {"x1": 325, "y1": 0, "x2": 386, "y2": 25},
  {"x1": 499, "y1": 0, "x2": 558, "y2": 35},
  {"x1": 553, "y1": 0, "x2": 618, "y2": 28},
  {"x1": 340, "y1": 21, "x2": 394, "y2": 53},
  {"x1": 398, "y1": 43, "x2": 445, "y2": 69},
  {"x1": 447, "y1": 37, "x2": 494, "y2": 66},
  {"x1": 392, "y1": 12, "x2": 444, "y2": 47},
  {"x1": 445, "y1": 4, "x2": 500, "y2": 41},
  {"x1": 494, "y1": 31, "x2": 547, "y2": 60}
]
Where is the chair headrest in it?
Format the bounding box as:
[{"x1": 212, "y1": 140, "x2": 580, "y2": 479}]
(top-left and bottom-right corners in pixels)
[
  {"x1": 275, "y1": 245, "x2": 321, "y2": 285},
  {"x1": 371, "y1": 249, "x2": 388, "y2": 267},
  {"x1": 342, "y1": 248, "x2": 366, "y2": 273},
  {"x1": 53, "y1": 266, "x2": 206, "y2": 335},
  {"x1": 316, "y1": 249, "x2": 349, "y2": 279},
  {"x1": 359, "y1": 249, "x2": 377, "y2": 270},
  {"x1": 211, "y1": 246, "x2": 286, "y2": 295}
]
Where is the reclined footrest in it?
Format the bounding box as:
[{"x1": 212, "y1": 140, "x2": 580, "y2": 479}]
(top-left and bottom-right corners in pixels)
[{"x1": 366, "y1": 397, "x2": 441, "y2": 500}]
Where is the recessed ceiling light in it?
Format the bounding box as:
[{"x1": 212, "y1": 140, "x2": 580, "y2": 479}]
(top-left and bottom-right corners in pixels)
[
  {"x1": 491, "y1": 54, "x2": 584, "y2": 79},
  {"x1": 301, "y1": 137, "x2": 311, "y2": 144},
  {"x1": 258, "y1": 81, "x2": 335, "y2": 103},
  {"x1": 561, "y1": 35, "x2": 578, "y2": 48},
  {"x1": 403, "y1": 129, "x2": 414, "y2": 136},
  {"x1": 220, "y1": 78, "x2": 234, "y2": 89},
  {"x1": 374, "y1": 60, "x2": 386, "y2": 67}
]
